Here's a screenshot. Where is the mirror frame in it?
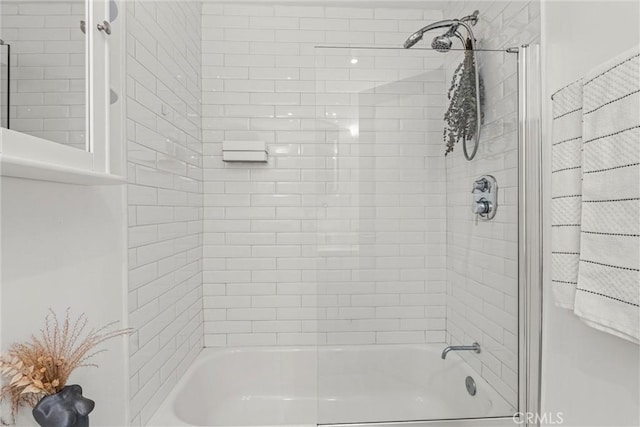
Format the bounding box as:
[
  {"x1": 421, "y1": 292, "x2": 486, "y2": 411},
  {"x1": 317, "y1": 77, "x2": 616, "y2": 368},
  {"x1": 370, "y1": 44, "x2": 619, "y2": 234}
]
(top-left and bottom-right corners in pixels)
[{"x1": 0, "y1": 0, "x2": 123, "y2": 185}]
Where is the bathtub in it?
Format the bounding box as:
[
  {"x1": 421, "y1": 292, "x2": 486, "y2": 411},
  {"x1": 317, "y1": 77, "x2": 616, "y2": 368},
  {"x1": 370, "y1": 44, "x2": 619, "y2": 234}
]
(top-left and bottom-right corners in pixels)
[{"x1": 148, "y1": 345, "x2": 516, "y2": 427}]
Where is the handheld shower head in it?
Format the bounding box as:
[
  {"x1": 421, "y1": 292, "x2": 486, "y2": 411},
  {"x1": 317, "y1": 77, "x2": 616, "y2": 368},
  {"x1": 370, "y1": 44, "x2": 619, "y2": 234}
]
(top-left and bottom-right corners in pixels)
[
  {"x1": 402, "y1": 19, "x2": 456, "y2": 50},
  {"x1": 403, "y1": 11, "x2": 479, "y2": 51},
  {"x1": 403, "y1": 32, "x2": 423, "y2": 49}
]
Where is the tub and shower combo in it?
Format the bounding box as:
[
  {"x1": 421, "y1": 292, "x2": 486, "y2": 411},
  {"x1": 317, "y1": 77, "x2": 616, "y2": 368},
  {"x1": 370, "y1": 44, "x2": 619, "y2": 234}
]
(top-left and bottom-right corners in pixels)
[
  {"x1": 151, "y1": 9, "x2": 542, "y2": 427},
  {"x1": 150, "y1": 345, "x2": 514, "y2": 426}
]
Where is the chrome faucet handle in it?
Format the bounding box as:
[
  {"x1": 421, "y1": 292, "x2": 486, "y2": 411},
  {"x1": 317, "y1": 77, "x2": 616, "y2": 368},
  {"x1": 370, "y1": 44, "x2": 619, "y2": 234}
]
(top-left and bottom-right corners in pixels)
[
  {"x1": 471, "y1": 178, "x2": 490, "y2": 193},
  {"x1": 473, "y1": 198, "x2": 492, "y2": 215}
]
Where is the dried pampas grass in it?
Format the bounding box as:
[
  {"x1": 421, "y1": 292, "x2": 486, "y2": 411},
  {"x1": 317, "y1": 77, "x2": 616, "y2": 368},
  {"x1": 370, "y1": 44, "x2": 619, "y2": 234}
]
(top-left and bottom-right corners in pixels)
[{"x1": 0, "y1": 309, "x2": 132, "y2": 424}]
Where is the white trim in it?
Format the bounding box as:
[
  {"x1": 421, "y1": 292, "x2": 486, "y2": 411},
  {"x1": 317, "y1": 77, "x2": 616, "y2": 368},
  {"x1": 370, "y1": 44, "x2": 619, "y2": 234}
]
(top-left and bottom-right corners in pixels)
[
  {"x1": 89, "y1": 0, "x2": 109, "y2": 172},
  {"x1": 0, "y1": 128, "x2": 92, "y2": 169},
  {"x1": 0, "y1": 154, "x2": 125, "y2": 185},
  {"x1": 114, "y1": 0, "x2": 131, "y2": 422},
  {"x1": 0, "y1": 129, "x2": 124, "y2": 185}
]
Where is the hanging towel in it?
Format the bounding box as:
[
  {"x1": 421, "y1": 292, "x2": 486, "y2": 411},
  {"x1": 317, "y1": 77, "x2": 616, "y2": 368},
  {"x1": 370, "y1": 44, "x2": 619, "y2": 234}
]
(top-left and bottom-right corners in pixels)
[
  {"x1": 550, "y1": 80, "x2": 584, "y2": 309},
  {"x1": 574, "y1": 47, "x2": 640, "y2": 343}
]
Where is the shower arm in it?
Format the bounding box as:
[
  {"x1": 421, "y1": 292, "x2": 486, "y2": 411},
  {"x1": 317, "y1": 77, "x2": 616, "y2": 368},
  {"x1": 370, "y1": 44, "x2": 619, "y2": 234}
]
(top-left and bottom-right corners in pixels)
[
  {"x1": 404, "y1": 20, "x2": 458, "y2": 48},
  {"x1": 409, "y1": 11, "x2": 478, "y2": 40},
  {"x1": 413, "y1": 19, "x2": 458, "y2": 36},
  {"x1": 452, "y1": 31, "x2": 467, "y2": 47}
]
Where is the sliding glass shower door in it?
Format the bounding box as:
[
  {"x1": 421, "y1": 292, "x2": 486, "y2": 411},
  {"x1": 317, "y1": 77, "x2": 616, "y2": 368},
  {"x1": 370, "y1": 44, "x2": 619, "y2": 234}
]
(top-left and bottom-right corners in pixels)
[{"x1": 314, "y1": 46, "x2": 520, "y2": 424}]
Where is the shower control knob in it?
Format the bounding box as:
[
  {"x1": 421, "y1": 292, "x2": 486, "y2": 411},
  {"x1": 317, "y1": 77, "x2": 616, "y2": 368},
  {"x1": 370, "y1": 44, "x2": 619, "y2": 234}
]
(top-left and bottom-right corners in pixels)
[
  {"x1": 471, "y1": 178, "x2": 489, "y2": 193},
  {"x1": 473, "y1": 199, "x2": 492, "y2": 215},
  {"x1": 471, "y1": 175, "x2": 497, "y2": 220}
]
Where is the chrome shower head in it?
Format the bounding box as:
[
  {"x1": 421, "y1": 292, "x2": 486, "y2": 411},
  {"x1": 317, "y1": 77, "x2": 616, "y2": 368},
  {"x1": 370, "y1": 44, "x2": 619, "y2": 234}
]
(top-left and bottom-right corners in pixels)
[
  {"x1": 431, "y1": 23, "x2": 461, "y2": 53},
  {"x1": 431, "y1": 32, "x2": 454, "y2": 52}
]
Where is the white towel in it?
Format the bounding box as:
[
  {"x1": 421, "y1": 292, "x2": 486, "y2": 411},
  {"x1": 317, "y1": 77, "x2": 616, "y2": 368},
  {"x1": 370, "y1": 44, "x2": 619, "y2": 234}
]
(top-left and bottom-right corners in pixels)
[
  {"x1": 551, "y1": 80, "x2": 584, "y2": 309},
  {"x1": 574, "y1": 46, "x2": 640, "y2": 343}
]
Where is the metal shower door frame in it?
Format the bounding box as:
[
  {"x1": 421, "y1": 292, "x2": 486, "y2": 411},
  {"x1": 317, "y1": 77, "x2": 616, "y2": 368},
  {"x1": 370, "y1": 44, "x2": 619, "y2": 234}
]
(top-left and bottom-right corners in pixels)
[
  {"x1": 0, "y1": 41, "x2": 9, "y2": 130},
  {"x1": 516, "y1": 43, "x2": 543, "y2": 427}
]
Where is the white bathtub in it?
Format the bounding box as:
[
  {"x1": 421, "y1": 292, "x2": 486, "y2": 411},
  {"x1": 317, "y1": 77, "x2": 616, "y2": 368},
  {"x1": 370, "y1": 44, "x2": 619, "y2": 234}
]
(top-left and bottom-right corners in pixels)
[{"x1": 149, "y1": 345, "x2": 516, "y2": 427}]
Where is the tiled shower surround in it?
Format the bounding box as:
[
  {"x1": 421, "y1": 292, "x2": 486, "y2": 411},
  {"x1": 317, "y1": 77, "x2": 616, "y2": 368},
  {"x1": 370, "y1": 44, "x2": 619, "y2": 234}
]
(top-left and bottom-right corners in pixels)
[
  {"x1": 443, "y1": 0, "x2": 540, "y2": 408},
  {"x1": 312, "y1": 49, "x2": 449, "y2": 346},
  {"x1": 201, "y1": 3, "x2": 449, "y2": 348},
  {"x1": 121, "y1": 0, "x2": 540, "y2": 423},
  {"x1": 125, "y1": 1, "x2": 203, "y2": 424},
  {"x1": 199, "y1": 0, "x2": 539, "y2": 413}
]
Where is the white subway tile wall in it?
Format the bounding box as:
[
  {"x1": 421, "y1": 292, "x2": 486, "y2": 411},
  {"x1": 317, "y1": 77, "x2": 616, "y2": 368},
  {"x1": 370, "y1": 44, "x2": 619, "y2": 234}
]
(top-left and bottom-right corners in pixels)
[
  {"x1": 1, "y1": 1, "x2": 86, "y2": 148},
  {"x1": 314, "y1": 47, "x2": 449, "y2": 346},
  {"x1": 201, "y1": 3, "x2": 449, "y2": 348},
  {"x1": 442, "y1": 0, "x2": 540, "y2": 409},
  {"x1": 125, "y1": 1, "x2": 203, "y2": 425}
]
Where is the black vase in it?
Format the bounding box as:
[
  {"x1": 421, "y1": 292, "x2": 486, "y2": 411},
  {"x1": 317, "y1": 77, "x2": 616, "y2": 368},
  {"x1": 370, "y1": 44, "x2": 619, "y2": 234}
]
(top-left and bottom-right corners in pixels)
[{"x1": 32, "y1": 385, "x2": 95, "y2": 427}]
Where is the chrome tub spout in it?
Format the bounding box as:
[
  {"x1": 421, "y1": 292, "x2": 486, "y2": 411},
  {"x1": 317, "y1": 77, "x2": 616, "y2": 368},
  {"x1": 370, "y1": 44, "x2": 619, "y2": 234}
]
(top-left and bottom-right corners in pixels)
[{"x1": 441, "y1": 342, "x2": 481, "y2": 359}]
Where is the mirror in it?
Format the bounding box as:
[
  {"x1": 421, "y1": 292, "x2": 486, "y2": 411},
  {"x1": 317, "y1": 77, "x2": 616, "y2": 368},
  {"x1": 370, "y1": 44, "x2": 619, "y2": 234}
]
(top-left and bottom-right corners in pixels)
[{"x1": 0, "y1": 0, "x2": 87, "y2": 150}]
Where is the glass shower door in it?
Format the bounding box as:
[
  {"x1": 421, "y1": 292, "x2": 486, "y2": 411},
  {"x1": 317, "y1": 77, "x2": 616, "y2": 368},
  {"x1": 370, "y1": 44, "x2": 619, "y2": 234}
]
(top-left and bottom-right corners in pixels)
[{"x1": 314, "y1": 46, "x2": 519, "y2": 424}]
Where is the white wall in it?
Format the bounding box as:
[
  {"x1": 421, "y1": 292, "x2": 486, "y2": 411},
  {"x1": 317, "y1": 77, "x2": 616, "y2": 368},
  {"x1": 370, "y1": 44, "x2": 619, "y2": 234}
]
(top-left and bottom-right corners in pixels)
[
  {"x1": 125, "y1": 1, "x2": 203, "y2": 425},
  {"x1": 0, "y1": 178, "x2": 128, "y2": 426},
  {"x1": 442, "y1": 0, "x2": 540, "y2": 409},
  {"x1": 201, "y1": 1, "x2": 450, "y2": 348},
  {"x1": 1, "y1": 1, "x2": 86, "y2": 149},
  {"x1": 541, "y1": 1, "x2": 640, "y2": 426}
]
